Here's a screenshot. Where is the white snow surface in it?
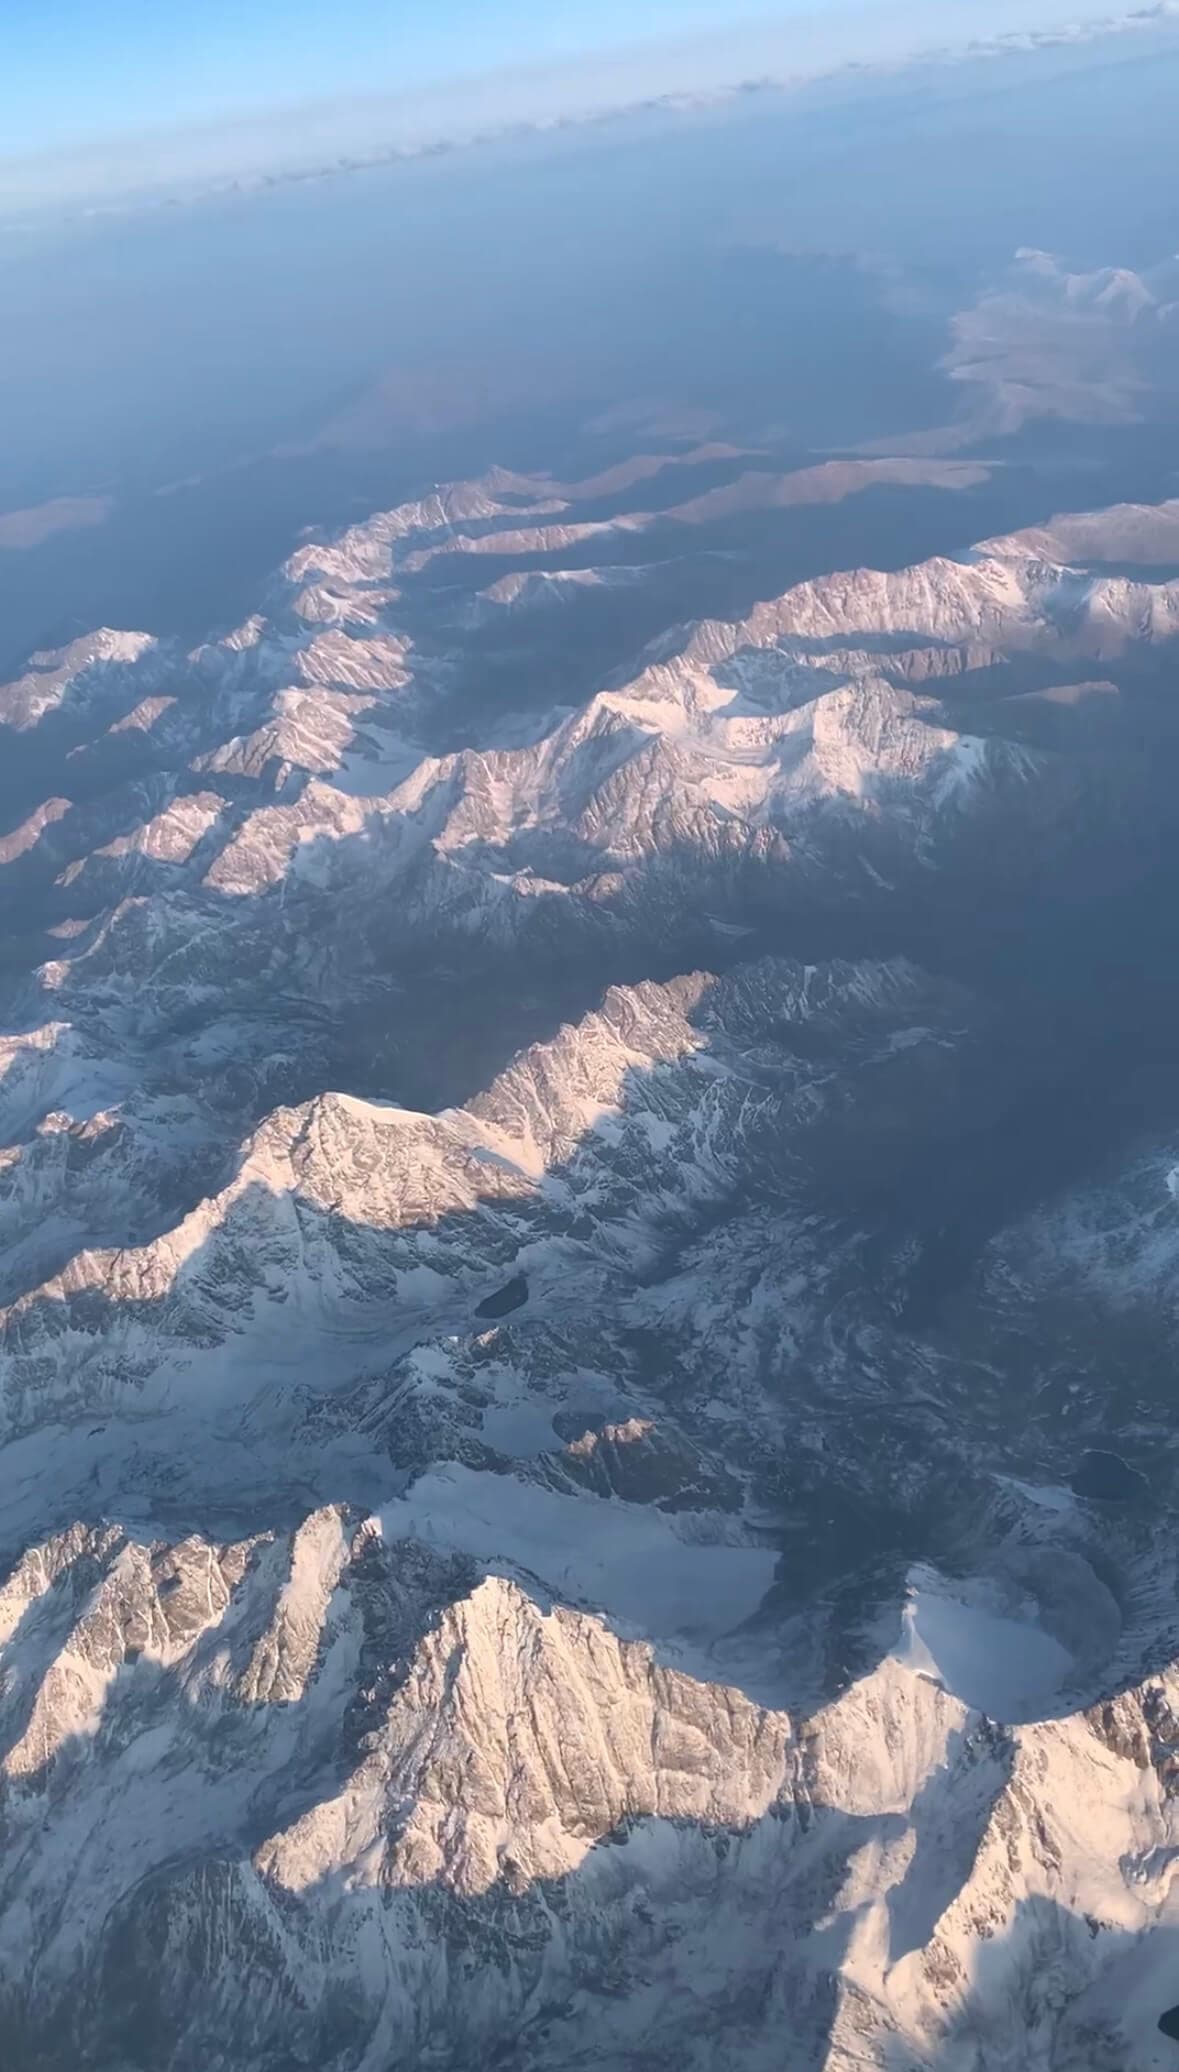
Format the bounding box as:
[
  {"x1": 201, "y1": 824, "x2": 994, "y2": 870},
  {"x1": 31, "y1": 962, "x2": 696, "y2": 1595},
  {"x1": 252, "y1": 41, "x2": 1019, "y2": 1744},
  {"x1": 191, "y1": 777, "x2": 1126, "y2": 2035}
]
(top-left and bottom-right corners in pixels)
[
  {"x1": 896, "y1": 1565, "x2": 1075, "y2": 1720},
  {"x1": 378, "y1": 1463, "x2": 778, "y2": 1663}
]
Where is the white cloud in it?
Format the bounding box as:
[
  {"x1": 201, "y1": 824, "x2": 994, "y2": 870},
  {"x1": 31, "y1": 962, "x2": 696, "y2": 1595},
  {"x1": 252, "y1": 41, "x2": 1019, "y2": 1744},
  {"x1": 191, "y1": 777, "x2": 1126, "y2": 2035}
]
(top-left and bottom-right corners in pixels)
[{"x1": 2, "y1": 0, "x2": 1177, "y2": 217}]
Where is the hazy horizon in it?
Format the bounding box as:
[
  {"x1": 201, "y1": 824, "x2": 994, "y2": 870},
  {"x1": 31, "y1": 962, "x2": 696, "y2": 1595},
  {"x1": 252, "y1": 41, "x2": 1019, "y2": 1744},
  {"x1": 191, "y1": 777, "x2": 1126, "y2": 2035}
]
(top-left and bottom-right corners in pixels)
[{"x1": 5, "y1": 0, "x2": 1178, "y2": 214}]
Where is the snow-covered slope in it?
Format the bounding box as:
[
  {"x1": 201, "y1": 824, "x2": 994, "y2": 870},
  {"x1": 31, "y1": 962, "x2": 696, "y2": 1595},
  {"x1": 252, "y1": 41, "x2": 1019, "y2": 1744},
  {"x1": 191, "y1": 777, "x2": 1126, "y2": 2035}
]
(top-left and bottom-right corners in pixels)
[
  {"x1": 5, "y1": 461, "x2": 1179, "y2": 2068},
  {"x1": 25, "y1": 485, "x2": 1176, "y2": 1033}
]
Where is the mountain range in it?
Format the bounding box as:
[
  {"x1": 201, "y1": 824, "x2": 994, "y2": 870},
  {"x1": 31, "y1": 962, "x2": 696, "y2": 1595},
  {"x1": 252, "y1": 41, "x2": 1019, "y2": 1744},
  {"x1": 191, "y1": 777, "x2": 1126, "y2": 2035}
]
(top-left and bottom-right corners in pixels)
[{"x1": 5, "y1": 437, "x2": 1179, "y2": 2068}]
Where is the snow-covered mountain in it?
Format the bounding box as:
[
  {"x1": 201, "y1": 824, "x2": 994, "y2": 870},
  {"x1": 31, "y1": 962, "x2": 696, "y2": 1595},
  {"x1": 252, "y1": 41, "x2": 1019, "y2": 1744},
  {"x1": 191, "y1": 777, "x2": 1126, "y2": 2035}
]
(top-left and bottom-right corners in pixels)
[{"x1": 5, "y1": 456, "x2": 1179, "y2": 2069}]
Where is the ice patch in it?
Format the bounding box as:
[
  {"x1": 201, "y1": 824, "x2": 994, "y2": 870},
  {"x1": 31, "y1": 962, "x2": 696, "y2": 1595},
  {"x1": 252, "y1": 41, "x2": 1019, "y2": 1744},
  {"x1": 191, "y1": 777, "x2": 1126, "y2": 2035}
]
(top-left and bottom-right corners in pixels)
[
  {"x1": 378, "y1": 1464, "x2": 776, "y2": 1658},
  {"x1": 995, "y1": 1473, "x2": 1077, "y2": 1515},
  {"x1": 895, "y1": 1566, "x2": 1073, "y2": 1721}
]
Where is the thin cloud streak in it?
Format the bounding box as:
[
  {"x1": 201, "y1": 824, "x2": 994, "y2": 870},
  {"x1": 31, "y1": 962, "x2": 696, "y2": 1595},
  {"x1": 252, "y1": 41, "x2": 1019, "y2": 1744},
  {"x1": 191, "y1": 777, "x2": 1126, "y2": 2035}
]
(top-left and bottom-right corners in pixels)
[{"x1": 2, "y1": 1, "x2": 1177, "y2": 216}]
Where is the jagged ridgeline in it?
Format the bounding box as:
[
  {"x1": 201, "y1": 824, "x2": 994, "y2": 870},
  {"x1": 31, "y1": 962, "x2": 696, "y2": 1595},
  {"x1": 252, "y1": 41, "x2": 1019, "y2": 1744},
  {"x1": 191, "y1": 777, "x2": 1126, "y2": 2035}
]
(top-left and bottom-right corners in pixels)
[{"x1": 5, "y1": 449, "x2": 1179, "y2": 2070}]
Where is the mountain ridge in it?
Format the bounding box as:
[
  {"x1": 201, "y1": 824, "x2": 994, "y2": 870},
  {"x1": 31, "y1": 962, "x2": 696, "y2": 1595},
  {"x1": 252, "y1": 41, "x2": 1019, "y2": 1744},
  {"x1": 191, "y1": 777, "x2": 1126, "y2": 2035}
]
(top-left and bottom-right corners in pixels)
[{"x1": 5, "y1": 465, "x2": 1179, "y2": 2065}]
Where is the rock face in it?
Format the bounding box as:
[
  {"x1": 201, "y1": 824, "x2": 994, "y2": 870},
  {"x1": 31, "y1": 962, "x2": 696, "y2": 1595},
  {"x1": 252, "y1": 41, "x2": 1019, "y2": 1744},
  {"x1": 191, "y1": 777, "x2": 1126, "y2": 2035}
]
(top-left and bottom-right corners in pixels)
[{"x1": 6, "y1": 449, "x2": 1179, "y2": 2069}]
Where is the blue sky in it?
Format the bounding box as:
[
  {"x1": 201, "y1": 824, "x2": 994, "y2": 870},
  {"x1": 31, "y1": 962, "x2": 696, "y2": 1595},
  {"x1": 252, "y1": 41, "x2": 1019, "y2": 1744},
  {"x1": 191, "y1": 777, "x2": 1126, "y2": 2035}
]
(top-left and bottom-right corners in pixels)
[
  {"x1": 5, "y1": 1, "x2": 794, "y2": 154},
  {"x1": 0, "y1": 1, "x2": 1163, "y2": 207}
]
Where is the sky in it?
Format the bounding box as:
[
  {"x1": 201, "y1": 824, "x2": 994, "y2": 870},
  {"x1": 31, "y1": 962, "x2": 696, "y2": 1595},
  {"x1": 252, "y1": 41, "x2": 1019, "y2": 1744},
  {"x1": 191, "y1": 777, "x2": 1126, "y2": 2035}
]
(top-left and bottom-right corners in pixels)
[
  {"x1": 5, "y1": 0, "x2": 759, "y2": 154},
  {"x1": 2, "y1": 0, "x2": 1174, "y2": 209}
]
